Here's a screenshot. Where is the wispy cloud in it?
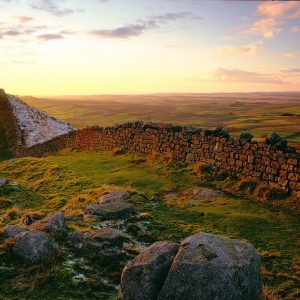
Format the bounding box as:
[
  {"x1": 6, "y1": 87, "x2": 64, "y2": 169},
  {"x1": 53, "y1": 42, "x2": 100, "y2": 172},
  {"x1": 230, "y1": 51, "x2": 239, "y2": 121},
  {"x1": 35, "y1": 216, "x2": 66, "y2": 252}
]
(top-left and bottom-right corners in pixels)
[
  {"x1": 282, "y1": 51, "x2": 300, "y2": 58},
  {"x1": 13, "y1": 16, "x2": 35, "y2": 24},
  {"x1": 38, "y1": 33, "x2": 64, "y2": 41},
  {"x1": 281, "y1": 68, "x2": 300, "y2": 74},
  {"x1": 213, "y1": 67, "x2": 285, "y2": 84},
  {"x1": 91, "y1": 12, "x2": 200, "y2": 39},
  {"x1": 31, "y1": 0, "x2": 79, "y2": 17},
  {"x1": 217, "y1": 43, "x2": 259, "y2": 55},
  {"x1": 291, "y1": 26, "x2": 300, "y2": 33}
]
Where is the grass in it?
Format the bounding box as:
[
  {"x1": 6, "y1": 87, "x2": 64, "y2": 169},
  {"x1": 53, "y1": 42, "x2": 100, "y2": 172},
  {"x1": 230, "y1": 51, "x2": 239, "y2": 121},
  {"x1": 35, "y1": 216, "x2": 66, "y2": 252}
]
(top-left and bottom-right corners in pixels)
[{"x1": 0, "y1": 151, "x2": 299, "y2": 299}]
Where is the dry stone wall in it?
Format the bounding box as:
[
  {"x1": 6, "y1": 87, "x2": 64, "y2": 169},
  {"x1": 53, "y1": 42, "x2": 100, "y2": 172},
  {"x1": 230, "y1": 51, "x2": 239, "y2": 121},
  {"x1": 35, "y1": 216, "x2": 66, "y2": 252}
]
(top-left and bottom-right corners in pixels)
[{"x1": 17, "y1": 122, "x2": 300, "y2": 193}]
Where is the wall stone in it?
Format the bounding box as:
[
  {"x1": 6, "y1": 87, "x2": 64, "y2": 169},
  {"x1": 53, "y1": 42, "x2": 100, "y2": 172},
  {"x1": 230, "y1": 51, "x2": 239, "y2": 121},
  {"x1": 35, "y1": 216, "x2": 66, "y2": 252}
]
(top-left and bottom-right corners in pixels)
[{"x1": 16, "y1": 122, "x2": 300, "y2": 193}]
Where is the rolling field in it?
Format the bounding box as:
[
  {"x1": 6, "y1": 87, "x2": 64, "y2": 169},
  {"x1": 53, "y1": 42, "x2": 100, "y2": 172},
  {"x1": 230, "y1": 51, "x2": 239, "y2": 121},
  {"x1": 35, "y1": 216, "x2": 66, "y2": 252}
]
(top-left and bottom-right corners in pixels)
[{"x1": 22, "y1": 93, "x2": 300, "y2": 150}]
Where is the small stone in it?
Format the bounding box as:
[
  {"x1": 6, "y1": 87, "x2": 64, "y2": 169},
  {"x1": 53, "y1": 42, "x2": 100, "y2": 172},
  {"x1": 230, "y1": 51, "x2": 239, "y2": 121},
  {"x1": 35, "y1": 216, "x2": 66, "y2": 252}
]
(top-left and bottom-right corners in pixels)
[
  {"x1": 85, "y1": 202, "x2": 136, "y2": 220},
  {"x1": 100, "y1": 191, "x2": 130, "y2": 204},
  {"x1": 91, "y1": 227, "x2": 129, "y2": 247},
  {"x1": 0, "y1": 178, "x2": 9, "y2": 187}
]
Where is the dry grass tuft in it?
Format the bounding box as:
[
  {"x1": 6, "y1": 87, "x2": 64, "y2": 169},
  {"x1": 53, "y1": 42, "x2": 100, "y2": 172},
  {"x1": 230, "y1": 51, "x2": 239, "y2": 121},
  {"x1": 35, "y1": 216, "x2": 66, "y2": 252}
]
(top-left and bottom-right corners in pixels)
[{"x1": 263, "y1": 286, "x2": 282, "y2": 300}]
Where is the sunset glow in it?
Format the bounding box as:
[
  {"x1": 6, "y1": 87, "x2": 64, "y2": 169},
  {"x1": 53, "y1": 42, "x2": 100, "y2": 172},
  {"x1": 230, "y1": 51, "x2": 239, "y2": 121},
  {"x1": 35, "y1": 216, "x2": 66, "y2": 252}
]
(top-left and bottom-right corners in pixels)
[{"x1": 1, "y1": 0, "x2": 300, "y2": 95}]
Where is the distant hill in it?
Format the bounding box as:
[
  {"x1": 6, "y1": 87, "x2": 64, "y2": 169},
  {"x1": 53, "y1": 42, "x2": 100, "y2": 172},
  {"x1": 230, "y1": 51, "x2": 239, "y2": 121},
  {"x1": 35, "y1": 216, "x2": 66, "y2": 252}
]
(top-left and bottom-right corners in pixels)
[{"x1": 0, "y1": 89, "x2": 76, "y2": 160}]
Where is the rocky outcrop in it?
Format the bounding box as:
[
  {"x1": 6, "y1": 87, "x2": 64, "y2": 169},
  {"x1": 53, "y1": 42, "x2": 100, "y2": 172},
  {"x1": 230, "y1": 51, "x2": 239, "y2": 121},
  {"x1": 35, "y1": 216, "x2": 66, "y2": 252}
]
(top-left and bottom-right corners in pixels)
[
  {"x1": 11, "y1": 230, "x2": 59, "y2": 263},
  {"x1": 121, "y1": 241, "x2": 179, "y2": 300},
  {"x1": 121, "y1": 232, "x2": 263, "y2": 300}
]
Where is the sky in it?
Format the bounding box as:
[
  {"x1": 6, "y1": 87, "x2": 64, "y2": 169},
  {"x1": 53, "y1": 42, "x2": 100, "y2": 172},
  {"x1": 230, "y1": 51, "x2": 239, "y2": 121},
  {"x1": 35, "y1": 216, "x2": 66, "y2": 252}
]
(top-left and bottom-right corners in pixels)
[{"x1": 1, "y1": 0, "x2": 300, "y2": 96}]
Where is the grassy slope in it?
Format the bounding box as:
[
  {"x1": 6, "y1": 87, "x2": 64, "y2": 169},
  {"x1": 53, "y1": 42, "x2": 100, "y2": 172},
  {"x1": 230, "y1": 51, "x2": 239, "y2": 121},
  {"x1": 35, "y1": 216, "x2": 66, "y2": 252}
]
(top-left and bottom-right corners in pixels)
[{"x1": 0, "y1": 151, "x2": 299, "y2": 299}]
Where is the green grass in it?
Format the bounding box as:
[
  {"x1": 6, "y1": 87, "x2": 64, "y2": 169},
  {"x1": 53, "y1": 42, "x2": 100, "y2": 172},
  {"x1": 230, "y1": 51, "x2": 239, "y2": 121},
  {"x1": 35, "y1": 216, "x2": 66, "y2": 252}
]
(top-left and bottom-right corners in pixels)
[{"x1": 0, "y1": 152, "x2": 299, "y2": 299}]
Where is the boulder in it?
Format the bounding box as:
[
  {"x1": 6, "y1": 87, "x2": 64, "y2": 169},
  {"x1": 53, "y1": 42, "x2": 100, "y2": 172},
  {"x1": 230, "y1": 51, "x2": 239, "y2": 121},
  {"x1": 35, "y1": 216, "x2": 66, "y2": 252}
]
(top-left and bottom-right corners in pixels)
[
  {"x1": 121, "y1": 241, "x2": 179, "y2": 300},
  {"x1": 100, "y1": 191, "x2": 130, "y2": 204},
  {"x1": 158, "y1": 232, "x2": 262, "y2": 300},
  {"x1": 240, "y1": 132, "x2": 253, "y2": 145},
  {"x1": 2, "y1": 225, "x2": 27, "y2": 238},
  {"x1": 85, "y1": 202, "x2": 136, "y2": 220},
  {"x1": 91, "y1": 227, "x2": 129, "y2": 247},
  {"x1": 31, "y1": 211, "x2": 65, "y2": 234},
  {"x1": 12, "y1": 230, "x2": 58, "y2": 263}
]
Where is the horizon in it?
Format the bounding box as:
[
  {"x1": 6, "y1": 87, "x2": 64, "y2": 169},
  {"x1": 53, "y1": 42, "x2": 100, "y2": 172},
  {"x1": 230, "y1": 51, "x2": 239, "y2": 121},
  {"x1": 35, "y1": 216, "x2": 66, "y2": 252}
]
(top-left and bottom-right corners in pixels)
[{"x1": 1, "y1": 0, "x2": 300, "y2": 96}]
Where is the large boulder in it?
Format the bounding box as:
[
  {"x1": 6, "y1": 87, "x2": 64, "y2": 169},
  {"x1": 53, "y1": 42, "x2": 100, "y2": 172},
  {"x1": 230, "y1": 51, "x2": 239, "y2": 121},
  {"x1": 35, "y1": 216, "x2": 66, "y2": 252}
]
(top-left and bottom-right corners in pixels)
[
  {"x1": 158, "y1": 232, "x2": 262, "y2": 300},
  {"x1": 30, "y1": 211, "x2": 65, "y2": 234},
  {"x1": 85, "y1": 202, "x2": 136, "y2": 220},
  {"x1": 12, "y1": 230, "x2": 59, "y2": 263},
  {"x1": 121, "y1": 241, "x2": 179, "y2": 300},
  {"x1": 2, "y1": 225, "x2": 27, "y2": 238}
]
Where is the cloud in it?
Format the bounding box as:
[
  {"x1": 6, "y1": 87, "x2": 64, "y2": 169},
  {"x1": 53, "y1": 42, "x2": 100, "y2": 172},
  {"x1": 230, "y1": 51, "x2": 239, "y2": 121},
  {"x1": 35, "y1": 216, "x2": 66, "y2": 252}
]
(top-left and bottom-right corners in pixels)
[
  {"x1": 91, "y1": 24, "x2": 149, "y2": 39},
  {"x1": 213, "y1": 67, "x2": 285, "y2": 84},
  {"x1": 258, "y1": 1, "x2": 300, "y2": 19},
  {"x1": 31, "y1": 0, "x2": 75, "y2": 17},
  {"x1": 91, "y1": 12, "x2": 200, "y2": 39},
  {"x1": 244, "y1": 18, "x2": 280, "y2": 39},
  {"x1": 282, "y1": 51, "x2": 300, "y2": 58},
  {"x1": 217, "y1": 43, "x2": 259, "y2": 55},
  {"x1": 13, "y1": 16, "x2": 35, "y2": 24},
  {"x1": 281, "y1": 68, "x2": 300, "y2": 74},
  {"x1": 291, "y1": 26, "x2": 300, "y2": 33},
  {"x1": 38, "y1": 33, "x2": 64, "y2": 41}
]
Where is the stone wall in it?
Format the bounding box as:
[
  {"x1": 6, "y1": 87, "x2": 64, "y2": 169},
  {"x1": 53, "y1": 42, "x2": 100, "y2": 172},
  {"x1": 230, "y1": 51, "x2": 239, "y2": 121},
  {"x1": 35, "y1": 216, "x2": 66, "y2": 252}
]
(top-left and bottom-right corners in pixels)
[{"x1": 17, "y1": 122, "x2": 300, "y2": 193}]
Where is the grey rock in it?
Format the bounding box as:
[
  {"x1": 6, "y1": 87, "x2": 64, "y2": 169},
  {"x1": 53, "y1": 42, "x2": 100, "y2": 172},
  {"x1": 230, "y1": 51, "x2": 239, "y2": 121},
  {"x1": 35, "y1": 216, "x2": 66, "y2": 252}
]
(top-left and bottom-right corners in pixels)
[
  {"x1": 100, "y1": 190, "x2": 131, "y2": 204},
  {"x1": 67, "y1": 231, "x2": 90, "y2": 250},
  {"x1": 121, "y1": 241, "x2": 179, "y2": 300},
  {"x1": 2, "y1": 225, "x2": 27, "y2": 238},
  {"x1": 85, "y1": 202, "x2": 136, "y2": 220},
  {"x1": 12, "y1": 230, "x2": 58, "y2": 263},
  {"x1": 158, "y1": 232, "x2": 263, "y2": 300},
  {"x1": 91, "y1": 227, "x2": 129, "y2": 247},
  {"x1": 0, "y1": 178, "x2": 9, "y2": 187},
  {"x1": 31, "y1": 211, "x2": 65, "y2": 233}
]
